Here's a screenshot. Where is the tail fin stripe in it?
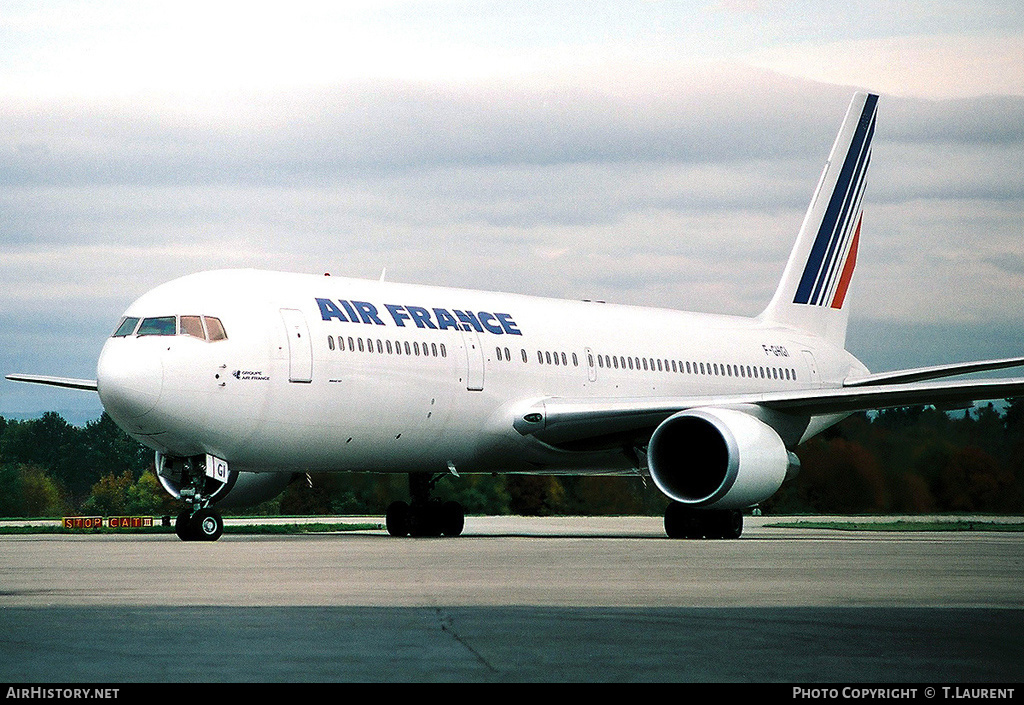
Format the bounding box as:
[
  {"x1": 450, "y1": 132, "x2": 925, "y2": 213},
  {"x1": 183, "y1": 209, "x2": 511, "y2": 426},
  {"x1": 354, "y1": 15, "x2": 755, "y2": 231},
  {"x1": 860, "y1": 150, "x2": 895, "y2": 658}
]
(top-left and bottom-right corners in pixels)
[
  {"x1": 817, "y1": 149, "x2": 871, "y2": 305},
  {"x1": 793, "y1": 94, "x2": 878, "y2": 306},
  {"x1": 804, "y1": 109, "x2": 874, "y2": 305},
  {"x1": 829, "y1": 214, "x2": 862, "y2": 310}
]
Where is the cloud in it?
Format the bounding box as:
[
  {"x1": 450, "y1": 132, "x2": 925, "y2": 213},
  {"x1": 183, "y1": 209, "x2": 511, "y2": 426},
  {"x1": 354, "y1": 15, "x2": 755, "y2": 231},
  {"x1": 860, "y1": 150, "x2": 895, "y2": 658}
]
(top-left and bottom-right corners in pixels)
[{"x1": 748, "y1": 33, "x2": 1024, "y2": 100}]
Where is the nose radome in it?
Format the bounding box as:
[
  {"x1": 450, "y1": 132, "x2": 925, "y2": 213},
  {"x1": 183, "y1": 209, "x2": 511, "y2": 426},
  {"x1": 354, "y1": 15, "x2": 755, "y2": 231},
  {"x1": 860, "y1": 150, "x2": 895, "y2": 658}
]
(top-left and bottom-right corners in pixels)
[{"x1": 96, "y1": 339, "x2": 164, "y2": 421}]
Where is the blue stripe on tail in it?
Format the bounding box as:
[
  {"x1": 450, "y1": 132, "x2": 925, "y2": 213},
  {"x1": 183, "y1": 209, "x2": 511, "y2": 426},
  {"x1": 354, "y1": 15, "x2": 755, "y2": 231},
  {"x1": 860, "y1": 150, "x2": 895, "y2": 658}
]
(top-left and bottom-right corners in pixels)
[{"x1": 794, "y1": 93, "x2": 878, "y2": 306}]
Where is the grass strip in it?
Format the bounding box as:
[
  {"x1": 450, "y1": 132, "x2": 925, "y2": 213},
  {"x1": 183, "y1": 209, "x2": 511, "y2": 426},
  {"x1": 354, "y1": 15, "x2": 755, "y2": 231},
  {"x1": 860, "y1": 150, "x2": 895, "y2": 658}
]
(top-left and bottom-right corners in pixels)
[
  {"x1": 765, "y1": 520, "x2": 1024, "y2": 532},
  {"x1": 0, "y1": 521, "x2": 383, "y2": 535}
]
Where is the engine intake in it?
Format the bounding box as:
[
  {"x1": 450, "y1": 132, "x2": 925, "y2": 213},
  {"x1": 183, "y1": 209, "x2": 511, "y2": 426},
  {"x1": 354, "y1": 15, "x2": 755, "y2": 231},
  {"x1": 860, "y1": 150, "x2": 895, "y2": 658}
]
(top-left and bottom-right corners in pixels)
[{"x1": 647, "y1": 408, "x2": 792, "y2": 509}]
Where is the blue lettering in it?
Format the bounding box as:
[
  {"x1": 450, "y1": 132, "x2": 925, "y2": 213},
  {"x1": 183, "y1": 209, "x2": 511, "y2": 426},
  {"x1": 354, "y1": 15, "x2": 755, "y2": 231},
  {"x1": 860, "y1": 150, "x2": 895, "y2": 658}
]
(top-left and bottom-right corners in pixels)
[
  {"x1": 385, "y1": 304, "x2": 410, "y2": 327},
  {"x1": 478, "y1": 312, "x2": 504, "y2": 335},
  {"x1": 314, "y1": 299, "x2": 522, "y2": 335},
  {"x1": 453, "y1": 309, "x2": 483, "y2": 333},
  {"x1": 407, "y1": 306, "x2": 437, "y2": 330},
  {"x1": 339, "y1": 300, "x2": 359, "y2": 322},
  {"x1": 316, "y1": 298, "x2": 349, "y2": 322},
  {"x1": 495, "y1": 313, "x2": 522, "y2": 336},
  {"x1": 352, "y1": 301, "x2": 385, "y2": 325},
  {"x1": 433, "y1": 308, "x2": 460, "y2": 331}
]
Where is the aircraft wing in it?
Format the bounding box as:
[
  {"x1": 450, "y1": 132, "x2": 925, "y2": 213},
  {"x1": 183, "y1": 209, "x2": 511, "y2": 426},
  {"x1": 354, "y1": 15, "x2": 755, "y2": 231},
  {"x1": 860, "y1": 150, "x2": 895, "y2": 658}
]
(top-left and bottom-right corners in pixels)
[
  {"x1": 514, "y1": 376, "x2": 1024, "y2": 446},
  {"x1": 5, "y1": 374, "x2": 99, "y2": 391}
]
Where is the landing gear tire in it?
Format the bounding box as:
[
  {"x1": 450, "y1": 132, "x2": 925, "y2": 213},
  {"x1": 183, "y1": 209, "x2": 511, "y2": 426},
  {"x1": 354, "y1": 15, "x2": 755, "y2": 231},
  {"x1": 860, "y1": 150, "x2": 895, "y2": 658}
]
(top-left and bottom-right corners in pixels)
[
  {"x1": 664, "y1": 503, "x2": 742, "y2": 540},
  {"x1": 408, "y1": 501, "x2": 439, "y2": 537},
  {"x1": 385, "y1": 499, "x2": 464, "y2": 538},
  {"x1": 440, "y1": 500, "x2": 465, "y2": 537},
  {"x1": 191, "y1": 508, "x2": 224, "y2": 541},
  {"x1": 386, "y1": 501, "x2": 411, "y2": 537},
  {"x1": 175, "y1": 510, "x2": 195, "y2": 541}
]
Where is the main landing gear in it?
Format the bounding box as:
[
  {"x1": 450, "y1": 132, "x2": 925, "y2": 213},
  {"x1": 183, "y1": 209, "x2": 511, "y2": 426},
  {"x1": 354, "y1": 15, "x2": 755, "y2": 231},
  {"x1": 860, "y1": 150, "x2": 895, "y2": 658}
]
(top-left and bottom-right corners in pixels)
[
  {"x1": 386, "y1": 472, "x2": 465, "y2": 537},
  {"x1": 664, "y1": 502, "x2": 743, "y2": 540}
]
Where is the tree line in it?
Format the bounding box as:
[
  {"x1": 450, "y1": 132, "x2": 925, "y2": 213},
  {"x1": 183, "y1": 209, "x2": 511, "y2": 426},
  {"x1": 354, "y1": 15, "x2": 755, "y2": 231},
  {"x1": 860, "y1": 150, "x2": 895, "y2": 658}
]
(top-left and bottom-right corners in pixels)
[{"x1": 1, "y1": 402, "x2": 1022, "y2": 518}]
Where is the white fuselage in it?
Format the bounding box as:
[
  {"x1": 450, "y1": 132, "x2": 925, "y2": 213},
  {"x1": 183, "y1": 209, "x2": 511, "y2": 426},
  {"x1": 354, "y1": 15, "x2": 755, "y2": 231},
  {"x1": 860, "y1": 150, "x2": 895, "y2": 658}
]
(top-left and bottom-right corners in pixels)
[{"x1": 96, "y1": 269, "x2": 866, "y2": 475}]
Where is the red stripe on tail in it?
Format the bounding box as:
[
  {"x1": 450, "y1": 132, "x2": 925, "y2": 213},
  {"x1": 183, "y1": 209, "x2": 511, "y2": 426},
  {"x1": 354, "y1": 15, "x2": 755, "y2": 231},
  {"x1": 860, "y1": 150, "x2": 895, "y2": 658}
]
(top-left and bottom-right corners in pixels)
[{"x1": 830, "y1": 215, "x2": 861, "y2": 310}]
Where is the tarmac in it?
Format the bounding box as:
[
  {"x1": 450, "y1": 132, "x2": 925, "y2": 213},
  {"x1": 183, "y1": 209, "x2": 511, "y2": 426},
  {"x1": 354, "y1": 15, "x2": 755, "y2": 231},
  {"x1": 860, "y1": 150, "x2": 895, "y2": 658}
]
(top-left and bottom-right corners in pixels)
[{"x1": 1, "y1": 515, "x2": 1022, "y2": 682}]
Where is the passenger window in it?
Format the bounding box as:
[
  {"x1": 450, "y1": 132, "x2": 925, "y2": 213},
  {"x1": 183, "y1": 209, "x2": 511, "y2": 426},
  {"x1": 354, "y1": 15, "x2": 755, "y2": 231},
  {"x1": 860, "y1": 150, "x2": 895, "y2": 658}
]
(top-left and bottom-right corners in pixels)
[
  {"x1": 180, "y1": 315, "x2": 206, "y2": 340},
  {"x1": 328, "y1": 336, "x2": 335, "y2": 351},
  {"x1": 205, "y1": 317, "x2": 228, "y2": 341},
  {"x1": 112, "y1": 317, "x2": 139, "y2": 337},
  {"x1": 137, "y1": 317, "x2": 176, "y2": 336}
]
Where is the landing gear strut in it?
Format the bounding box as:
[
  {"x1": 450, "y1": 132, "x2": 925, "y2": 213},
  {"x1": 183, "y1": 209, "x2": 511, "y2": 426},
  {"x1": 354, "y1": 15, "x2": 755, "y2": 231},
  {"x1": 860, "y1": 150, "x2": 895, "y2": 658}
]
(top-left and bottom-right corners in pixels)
[
  {"x1": 386, "y1": 472, "x2": 465, "y2": 537},
  {"x1": 664, "y1": 502, "x2": 743, "y2": 539}
]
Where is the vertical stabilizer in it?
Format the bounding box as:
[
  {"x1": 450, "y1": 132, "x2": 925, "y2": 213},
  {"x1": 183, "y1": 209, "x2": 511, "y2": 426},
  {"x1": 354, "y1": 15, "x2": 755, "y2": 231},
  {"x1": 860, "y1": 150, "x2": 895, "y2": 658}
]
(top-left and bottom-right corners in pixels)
[{"x1": 760, "y1": 92, "x2": 878, "y2": 347}]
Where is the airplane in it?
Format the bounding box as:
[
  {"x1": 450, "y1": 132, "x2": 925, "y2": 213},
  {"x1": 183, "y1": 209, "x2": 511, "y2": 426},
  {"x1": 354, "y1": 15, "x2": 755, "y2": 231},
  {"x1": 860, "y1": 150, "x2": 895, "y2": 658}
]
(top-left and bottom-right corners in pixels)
[{"x1": 9, "y1": 91, "x2": 1024, "y2": 542}]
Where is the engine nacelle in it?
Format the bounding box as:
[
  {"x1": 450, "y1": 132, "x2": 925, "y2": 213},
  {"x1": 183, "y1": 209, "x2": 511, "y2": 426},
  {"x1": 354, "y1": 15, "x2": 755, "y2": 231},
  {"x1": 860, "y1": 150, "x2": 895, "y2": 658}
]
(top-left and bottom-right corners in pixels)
[
  {"x1": 155, "y1": 453, "x2": 295, "y2": 509},
  {"x1": 647, "y1": 408, "x2": 795, "y2": 509}
]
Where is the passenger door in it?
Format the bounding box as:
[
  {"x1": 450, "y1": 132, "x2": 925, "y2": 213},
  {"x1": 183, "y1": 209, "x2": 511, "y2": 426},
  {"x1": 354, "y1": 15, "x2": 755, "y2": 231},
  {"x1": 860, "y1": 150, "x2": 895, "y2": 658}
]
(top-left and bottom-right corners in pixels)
[{"x1": 280, "y1": 308, "x2": 313, "y2": 383}]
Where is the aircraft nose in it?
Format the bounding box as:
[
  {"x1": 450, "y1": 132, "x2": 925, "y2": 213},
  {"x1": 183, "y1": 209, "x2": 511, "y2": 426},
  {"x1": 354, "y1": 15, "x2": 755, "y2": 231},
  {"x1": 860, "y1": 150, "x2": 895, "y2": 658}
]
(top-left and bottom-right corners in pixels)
[{"x1": 96, "y1": 340, "x2": 164, "y2": 421}]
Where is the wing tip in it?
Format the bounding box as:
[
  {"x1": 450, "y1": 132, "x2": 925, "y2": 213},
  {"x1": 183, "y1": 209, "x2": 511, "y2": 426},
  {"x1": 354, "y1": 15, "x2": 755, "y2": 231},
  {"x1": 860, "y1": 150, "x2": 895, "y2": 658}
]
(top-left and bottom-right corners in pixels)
[{"x1": 5, "y1": 374, "x2": 99, "y2": 392}]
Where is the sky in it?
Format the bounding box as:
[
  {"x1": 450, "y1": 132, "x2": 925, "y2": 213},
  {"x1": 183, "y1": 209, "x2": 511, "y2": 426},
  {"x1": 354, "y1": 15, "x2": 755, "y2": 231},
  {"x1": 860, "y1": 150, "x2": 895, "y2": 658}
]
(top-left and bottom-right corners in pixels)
[{"x1": 1, "y1": 0, "x2": 1023, "y2": 421}]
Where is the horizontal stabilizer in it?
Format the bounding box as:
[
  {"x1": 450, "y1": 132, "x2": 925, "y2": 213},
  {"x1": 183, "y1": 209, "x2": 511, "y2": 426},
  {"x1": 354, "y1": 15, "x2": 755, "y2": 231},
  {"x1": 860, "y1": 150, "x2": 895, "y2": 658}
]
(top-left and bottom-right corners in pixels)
[
  {"x1": 843, "y1": 356, "x2": 1024, "y2": 387},
  {"x1": 5, "y1": 374, "x2": 99, "y2": 392}
]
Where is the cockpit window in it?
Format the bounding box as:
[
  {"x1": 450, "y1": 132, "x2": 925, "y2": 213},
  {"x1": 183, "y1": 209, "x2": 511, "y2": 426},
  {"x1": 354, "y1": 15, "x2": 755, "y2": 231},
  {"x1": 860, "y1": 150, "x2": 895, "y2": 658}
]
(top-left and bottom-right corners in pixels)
[
  {"x1": 179, "y1": 315, "x2": 206, "y2": 339},
  {"x1": 115, "y1": 315, "x2": 227, "y2": 340},
  {"x1": 205, "y1": 316, "x2": 227, "y2": 341},
  {"x1": 137, "y1": 316, "x2": 177, "y2": 336},
  {"x1": 112, "y1": 317, "x2": 140, "y2": 337}
]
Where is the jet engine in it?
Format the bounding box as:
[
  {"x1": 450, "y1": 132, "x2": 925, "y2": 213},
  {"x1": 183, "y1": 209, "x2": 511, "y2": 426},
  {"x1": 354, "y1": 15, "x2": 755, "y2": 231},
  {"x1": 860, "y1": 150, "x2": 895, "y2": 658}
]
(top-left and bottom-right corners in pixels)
[
  {"x1": 647, "y1": 408, "x2": 797, "y2": 509},
  {"x1": 155, "y1": 453, "x2": 295, "y2": 509}
]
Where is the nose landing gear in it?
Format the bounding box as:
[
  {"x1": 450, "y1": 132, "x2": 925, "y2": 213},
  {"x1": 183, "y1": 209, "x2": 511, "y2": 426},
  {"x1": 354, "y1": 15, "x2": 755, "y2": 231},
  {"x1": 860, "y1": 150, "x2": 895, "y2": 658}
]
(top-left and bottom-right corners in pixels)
[{"x1": 159, "y1": 454, "x2": 232, "y2": 542}]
